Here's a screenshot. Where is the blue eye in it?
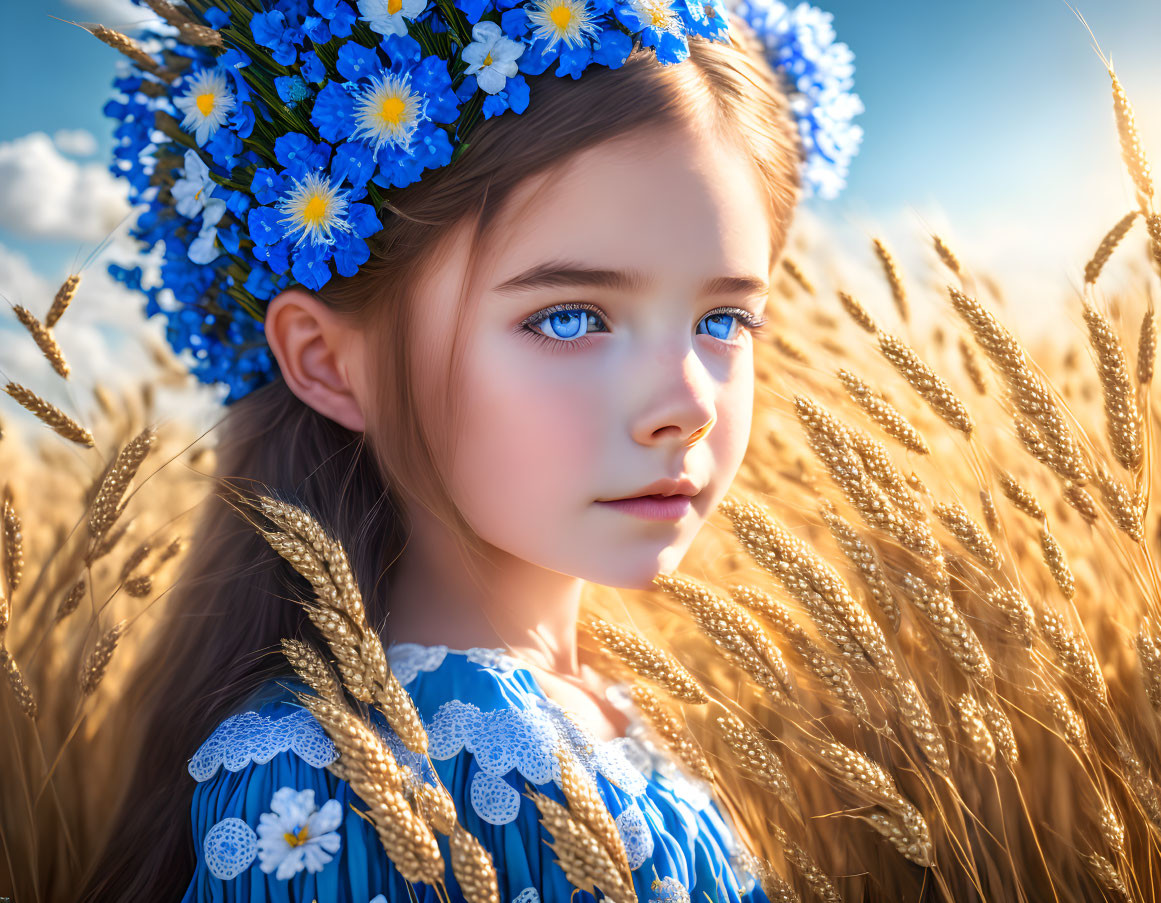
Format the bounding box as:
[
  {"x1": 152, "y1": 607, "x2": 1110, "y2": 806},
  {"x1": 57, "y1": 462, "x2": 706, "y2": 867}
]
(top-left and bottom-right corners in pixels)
[{"x1": 521, "y1": 303, "x2": 766, "y2": 348}]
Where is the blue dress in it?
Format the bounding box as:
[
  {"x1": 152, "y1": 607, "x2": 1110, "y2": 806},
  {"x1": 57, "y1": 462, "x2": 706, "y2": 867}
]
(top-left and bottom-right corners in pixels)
[{"x1": 181, "y1": 643, "x2": 772, "y2": 903}]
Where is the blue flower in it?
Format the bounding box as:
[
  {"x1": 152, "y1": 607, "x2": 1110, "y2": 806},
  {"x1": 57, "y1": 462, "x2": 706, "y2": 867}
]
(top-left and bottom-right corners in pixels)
[
  {"x1": 311, "y1": 82, "x2": 356, "y2": 142},
  {"x1": 481, "y1": 73, "x2": 530, "y2": 118},
  {"x1": 591, "y1": 27, "x2": 632, "y2": 68},
  {"x1": 250, "y1": 11, "x2": 302, "y2": 66},
  {"x1": 274, "y1": 132, "x2": 333, "y2": 175},
  {"x1": 276, "y1": 74, "x2": 313, "y2": 105},
  {"x1": 315, "y1": 0, "x2": 357, "y2": 36},
  {"x1": 300, "y1": 50, "x2": 327, "y2": 84},
  {"x1": 336, "y1": 40, "x2": 381, "y2": 81}
]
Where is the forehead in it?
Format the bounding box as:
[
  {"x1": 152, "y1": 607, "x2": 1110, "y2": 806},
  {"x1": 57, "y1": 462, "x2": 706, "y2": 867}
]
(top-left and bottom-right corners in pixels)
[{"x1": 477, "y1": 124, "x2": 774, "y2": 292}]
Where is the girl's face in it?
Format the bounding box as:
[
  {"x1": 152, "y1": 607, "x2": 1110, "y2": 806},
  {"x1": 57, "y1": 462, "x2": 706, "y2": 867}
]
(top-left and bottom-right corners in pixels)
[{"x1": 411, "y1": 123, "x2": 777, "y2": 589}]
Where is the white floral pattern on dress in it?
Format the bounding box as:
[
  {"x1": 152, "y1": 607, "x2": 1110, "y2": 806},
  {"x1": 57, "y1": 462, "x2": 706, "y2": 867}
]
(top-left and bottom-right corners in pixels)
[
  {"x1": 512, "y1": 889, "x2": 541, "y2": 903},
  {"x1": 255, "y1": 786, "x2": 343, "y2": 879},
  {"x1": 203, "y1": 817, "x2": 258, "y2": 879},
  {"x1": 188, "y1": 707, "x2": 336, "y2": 782},
  {"x1": 649, "y1": 875, "x2": 692, "y2": 903},
  {"x1": 614, "y1": 801, "x2": 654, "y2": 869}
]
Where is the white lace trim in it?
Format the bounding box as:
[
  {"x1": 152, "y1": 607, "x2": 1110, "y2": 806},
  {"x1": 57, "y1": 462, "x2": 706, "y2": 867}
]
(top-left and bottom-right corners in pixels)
[
  {"x1": 188, "y1": 707, "x2": 337, "y2": 782},
  {"x1": 203, "y1": 817, "x2": 258, "y2": 879},
  {"x1": 386, "y1": 643, "x2": 524, "y2": 686},
  {"x1": 512, "y1": 889, "x2": 541, "y2": 903},
  {"x1": 615, "y1": 801, "x2": 654, "y2": 869}
]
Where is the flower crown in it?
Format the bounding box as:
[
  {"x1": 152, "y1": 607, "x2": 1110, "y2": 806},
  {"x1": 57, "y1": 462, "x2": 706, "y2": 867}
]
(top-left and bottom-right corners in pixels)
[{"x1": 101, "y1": 0, "x2": 861, "y2": 403}]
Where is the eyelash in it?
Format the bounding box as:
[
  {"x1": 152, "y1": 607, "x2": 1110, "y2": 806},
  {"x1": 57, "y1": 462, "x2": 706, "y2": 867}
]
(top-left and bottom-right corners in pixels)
[{"x1": 519, "y1": 301, "x2": 769, "y2": 352}]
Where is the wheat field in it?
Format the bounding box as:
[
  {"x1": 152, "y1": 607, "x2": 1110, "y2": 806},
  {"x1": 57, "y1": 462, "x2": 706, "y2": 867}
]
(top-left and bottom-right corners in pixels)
[{"x1": 2, "y1": 53, "x2": 1161, "y2": 903}]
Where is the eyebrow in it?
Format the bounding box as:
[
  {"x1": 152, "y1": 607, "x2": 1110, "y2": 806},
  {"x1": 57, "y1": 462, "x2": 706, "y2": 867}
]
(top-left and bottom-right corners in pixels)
[{"x1": 491, "y1": 260, "x2": 769, "y2": 300}]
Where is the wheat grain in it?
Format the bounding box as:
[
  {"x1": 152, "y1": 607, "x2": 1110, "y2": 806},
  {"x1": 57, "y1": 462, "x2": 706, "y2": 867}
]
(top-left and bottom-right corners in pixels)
[
  {"x1": 1, "y1": 646, "x2": 37, "y2": 719},
  {"x1": 1099, "y1": 801, "x2": 1126, "y2": 854},
  {"x1": 873, "y1": 238, "x2": 908, "y2": 322},
  {"x1": 12, "y1": 306, "x2": 70, "y2": 379},
  {"x1": 1045, "y1": 686, "x2": 1087, "y2": 751},
  {"x1": 86, "y1": 24, "x2": 176, "y2": 81},
  {"x1": 1039, "y1": 528, "x2": 1076, "y2": 600},
  {"x1": 556, "y1": 750, "x2": 633, "y2": 884},
  {"x1": 1085, "y1": 851, "x2": 1133, "y2": 902},
  {"x1": 1118, "y1": 742, "x2": 1161, "y2": 829},
  {"x1": 627, "y1": 683, "x2": 715, "y2": 782},
  {"x1": 1084, "y1": 304, "x2": 1143, "y2": 471},
  {"x1": 86, "y1": 428, "x2": 156, "y2": 555},
  {"x1": 781, "y1": 257, "x2": 815, "y2": 295},
  {"x1": 0, "y1": 590, "x2": 7, "y2": 640},
  {"x1": 933, "y1": 235, "x2": 963, "y2": 276},
  {"x1": 53, "y1": 578, "x2": 86, "y2": 624},
  {"x1": 4, "y1": 382, "x2": 94, "y2": 446},
  {"x1": 719, "y1": 496, "x2": 902, "y2": 681},
  {"x1": 836, "y1": 368, "x2": 930, "y2": 455},
  {"x1": 888, "y1": 677, "x2": 951, "y2": 775},
  {"x1": 850, "y1": 429, "x2": 926, "y2": 523},
  {"x1": 1085, "y1": 212, "x2": 1139, "y2": 285},
  {"x1": 2, "y1": 497, "x2": 23, "y2": 594},
  {"x1": 729, "y1": 584, "x2": 872, "y2": 727},
  {"x1": 772, "y1": 335, "x2": 809, "y2": 364},
  {"x1": 980, "y1": 696, "x2": 1018, "y2": 766},
  {"x1": 1108, "y1": 65, "x2": 1154, "y2": 209},
  {"x1": 715, "y1": 711, "x2": 793, "y2": 802},
  {"x1": 414, "y1": 782, "x2": 458, "y2": 835},
  {"x1": 118, "y1": 541, "x2": 151, "y2": 583},
  {"x1": 1149, "y1": 214, "x2": 1161, "y2": 269},
  {"x1": 124, "y1": 575, "x2": 152, "y2": 598},
  {"x1": 863, "y1": 804, "x2": 935, "y2": 868},
  {"x1": 985, "y1": 587, "x2": 1036, "y2": 648},
  {"x1": 1038, "y1": 608, "x2": 1109, "y2": 706},
  {"x1": 1137, "y1": 624, "x2": 1161, "y2": 712},
  {"x1": 281, "y1": 638, "x2": 345, "y2": 706},
  {"x1": 956, "y1": 336, "x2": 988, "y2": 396},
  {"x1": 653, "y1": 573, "x2": 797, "y2": 703},
  {"x1": 954, "y1": 693, "x2": 996, "y2": 766},
  {"x1": 754, "y1": 866, "x2": 801, "y2": 903},
  {"x1": 1138, "y1": 306, "x2": 1155, "y2": 384},
  {"x1": 1062, "y1": 481, "x2": 1100, "y2": 525},
  {"x1": 1094, "y1": 465, "x2": 1145, "y2": 542},
  {"x1": 998, "y1": 472, "x2": 1045, "y2": 522},
  {"x1": 950, "y1": 289, "x2": 1090, "y2": 483},
  {"x1": 449, "y1": 823, "x2": 500, "y2": 903},
  {"x1": 877, "y1": 332, "x2": 975, "y2": 435},
  {"x1": 584, "y1": 615, "x2": 708, "y2": 704},
  {"x1": 818, "y1": 503, "x2": 902, "y2": 632},
  {"x1": 837, "y1": 291, "x2": 877, "y2": 333},
  {"x1": 897, "y1": 571, "x2": 993, "y2": 683},
  {"x1": 934, "y1": 500, "x2": 1003, "y2": 571},
  {"x1": 770, "y1": 827, "x2": 842, "y2": 903},
  {"x1": 79, "y1": 619, "x2": 127, "y2": 697},
  {"x1": 46, "y1": 274, "x2": 80, "y2": 328}
]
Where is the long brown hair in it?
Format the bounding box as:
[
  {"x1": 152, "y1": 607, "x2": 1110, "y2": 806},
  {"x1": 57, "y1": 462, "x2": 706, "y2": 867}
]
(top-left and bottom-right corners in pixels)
[{"x1": 77, "y1": 22, "x2": 800, "y2": 900}]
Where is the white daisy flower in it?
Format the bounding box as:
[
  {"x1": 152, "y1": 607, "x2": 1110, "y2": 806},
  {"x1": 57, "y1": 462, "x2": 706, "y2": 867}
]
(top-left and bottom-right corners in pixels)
[
  {"x1": 187, "y1": 196, "x2": 227, "y2": 264},
  {"x1": 255, "y1": 786, "x2": 343, "y2": 880},
  {"x1": 461, "y1": 21, "x2": 525, "y2": 95},
  {"x1": 357, "y1": 0, "x2": 429, "y2": 37},
  {"x1": 624, "y1": 0, "x2": 683, "y2": 35},
  {"x1": 350, "y1": 71, "x2": 429, "y2": 154},
  {"x1": 277, "y1": 171, "x2": 355, "y2": 249},
  {"x1": 171, "y1": 149, "x2": 217, "y2": 219},
  {"x1": 526, "y1": 0, "x2": 600, "y2": 51},
  {"x1": 173, "y1": 68, "x2": 236, "y2": 146}
]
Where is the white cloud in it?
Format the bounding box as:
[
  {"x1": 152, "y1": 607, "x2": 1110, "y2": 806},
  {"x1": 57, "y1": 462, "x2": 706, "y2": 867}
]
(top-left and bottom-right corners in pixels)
[
  {"x1": 0, "y1": 132, "x2": 131, "y2": 242},
  {"x1": 0, "y1": 240, "x2": 225, "y2": 444},
  {"x1": 62, "y1": 0, "x2": 163, "y2": 30},
  {"x1": 53, "y1": 128, "x2": 98, "y2": 157}
]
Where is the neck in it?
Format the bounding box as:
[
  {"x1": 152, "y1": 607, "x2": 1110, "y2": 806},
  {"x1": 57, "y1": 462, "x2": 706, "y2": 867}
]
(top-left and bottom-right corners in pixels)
[{"x1": 383, "y1": 505, "x2": 586, "y2": 677}]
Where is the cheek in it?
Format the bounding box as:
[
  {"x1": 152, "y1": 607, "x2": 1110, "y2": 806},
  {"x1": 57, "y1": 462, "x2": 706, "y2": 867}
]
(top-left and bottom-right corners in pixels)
[{"x1": 449, "y1": 340, "x2": 607, "y2": 527}]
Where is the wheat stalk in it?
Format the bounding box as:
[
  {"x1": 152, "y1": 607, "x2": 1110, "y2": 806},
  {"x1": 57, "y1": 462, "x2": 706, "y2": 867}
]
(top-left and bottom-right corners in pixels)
[
  {"x1": 281, "y1": 638, "x2": 345, "y2": 706},
  {"x1": 836, "y1": 368, "x2": 930, "y2": 455},
  {"x1": 997, "y1": 472, "x2": 1045, "y2": 522},
  {"x1": 449, "y1": 823, "x2": 500, "y2": 903},
  {"x1": 872, "y1": 238, "x2": 908, "y2": 322},
  {"x1": 1, "y1": 646, "x2": 38, "y2": 719},
  {"x1": 836, "y1": 291, "x2": 877, "y2": 333},
  {"x1": 1108, "y1": 64, "x2": 1155, "y2": 210},
  {"x1": 781, "y1": 258, "x2": 815, "y2": 296},
  {"x1": 715, "y1": 711, "x2": 793, "y2": 802},
  {"x1": 933, "y1": 499, "x2": 1003, "y2": 571},
  {"x1": 3, "y1": 495, "x2": 23, "y2": 595},
  {"x1": 86, "y1": 428, "x2": 156, "y2": 559},
  {"x1": 85, "y1": 24, "x2": 176, "y2": 81},
  {"x1": 1083, "y1": 304, "x2": 1143, "y2": 471},
  {"x1": 79, "y1": 619, "x2": 127, "y2": 697},
  {"x1": 12, "y1": 306, "x2": 70, "y2": 379},
  {"x1": 959, "y1": 337, "x2": 988, "y2": 395},
  {"x1": 1038, "y1": 528, "x2": 1076, "y2": 600},
  {"x1": 627, "y1": 683, "x2": 715, "y2": 782},
  {"x1": 1138, "y1": 306, "x2": 1156, "y2": 385},
  {"x1": 876, "y1": 332, "x2": 975, "y2": 435},
  {"x1": 1084, "y1": 211, "x2": 1139, "y2": 285},
  {"x1": 4, "y1": 382, "x2": 94, "y2": 447},
  {"x1": 954, "y1": 693, "x2": 997, "y2": 766},
  {"x1": 583, "y1": 615, "x2": 709, "y2": 704},
  {"x1": 45, "y1": 274, "x2": 80, "y2": 328}
]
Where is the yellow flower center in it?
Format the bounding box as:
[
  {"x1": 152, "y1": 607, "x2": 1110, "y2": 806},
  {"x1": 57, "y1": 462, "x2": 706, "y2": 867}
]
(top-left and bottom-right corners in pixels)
[
  {"x1": 650, "y1": 7, "x2": 667, "y2": 25},
  {"x1": 283, "y1": 823, "x2": 311, "y2": 848},
  {"x1": 483, "y1": 52, "x2": 494, "y2": 66},
  {"x1": 550, "y1": 4, "x2": 573, "y2": 29},
  {"x1": 379, "y1": 96, "x2": 406, "y2": 125},
  {"x1": 388, "y1": 0, "x2": 403, "y2": 13},
  {"x1": 301, "y1": 194, "x2": 330, "y2": 226},
  {"x1": 195, "y1": 92, "x2": 216, "y2": 116}
]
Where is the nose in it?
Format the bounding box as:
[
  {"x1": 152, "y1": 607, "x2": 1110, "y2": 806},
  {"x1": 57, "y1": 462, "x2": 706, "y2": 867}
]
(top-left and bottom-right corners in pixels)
[{"x1": 630, "y1": 347, "x2": 718, "y2": 448}]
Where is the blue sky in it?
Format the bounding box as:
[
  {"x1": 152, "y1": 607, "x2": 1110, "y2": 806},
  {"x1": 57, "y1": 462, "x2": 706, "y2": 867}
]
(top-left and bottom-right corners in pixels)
[{"x1": 1, "y1": 0, "x2": 1159, "y2": 326}]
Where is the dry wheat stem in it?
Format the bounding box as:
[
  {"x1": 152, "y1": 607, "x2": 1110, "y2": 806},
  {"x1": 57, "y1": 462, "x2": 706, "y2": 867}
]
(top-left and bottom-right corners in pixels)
[
  {"x1": 1083, "y1": 304, "x2": 1143, "y2": 471},
  {"x1": 86, "y1": 24, "x2": 176, "y2": 81},
  {"x1": 12, "y1": 305, "x2": 70, "y2": 379},
  {"x1": 4, "y1": 382, "x2": 94, "y2": 446}
]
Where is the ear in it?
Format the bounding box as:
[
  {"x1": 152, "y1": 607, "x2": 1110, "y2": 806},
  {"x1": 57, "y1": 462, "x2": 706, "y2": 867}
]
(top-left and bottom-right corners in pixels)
[{"x1": 264, "y1": 288, "x2": 367, "y2": 433}]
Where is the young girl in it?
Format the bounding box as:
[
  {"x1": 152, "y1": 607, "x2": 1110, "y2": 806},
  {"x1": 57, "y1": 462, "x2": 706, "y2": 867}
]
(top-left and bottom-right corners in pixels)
[{"x1": 78, "y1": 0, "x2": 859, "y2": 898}]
